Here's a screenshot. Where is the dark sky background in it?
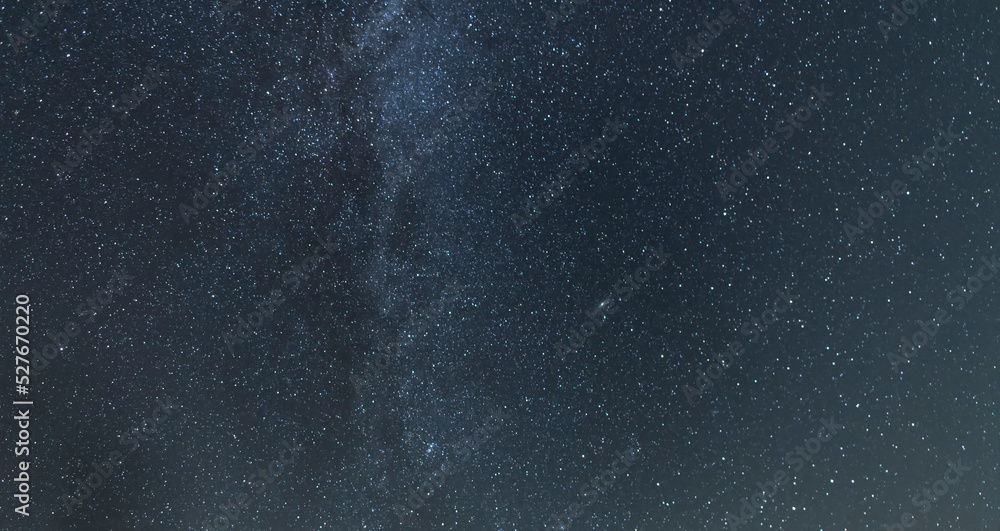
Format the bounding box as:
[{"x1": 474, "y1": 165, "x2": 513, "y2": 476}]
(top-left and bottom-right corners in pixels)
[{"x1": 1, "y1": 0, "x2": 998, "y2": 530}]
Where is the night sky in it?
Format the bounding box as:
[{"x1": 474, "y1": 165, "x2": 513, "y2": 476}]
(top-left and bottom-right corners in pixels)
[{"x1": 1, "y1": 1, "x2": 998, "y2": 530}]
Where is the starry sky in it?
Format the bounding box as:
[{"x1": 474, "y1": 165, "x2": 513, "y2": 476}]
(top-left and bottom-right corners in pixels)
[{"x1": 1, "y1": 1, "x2": 999, "y2": 530}]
